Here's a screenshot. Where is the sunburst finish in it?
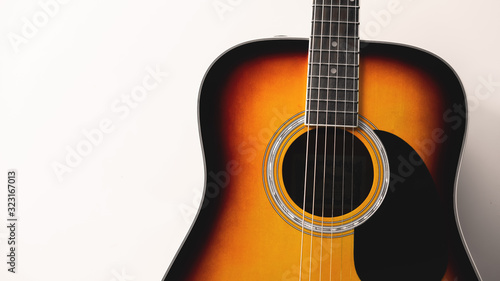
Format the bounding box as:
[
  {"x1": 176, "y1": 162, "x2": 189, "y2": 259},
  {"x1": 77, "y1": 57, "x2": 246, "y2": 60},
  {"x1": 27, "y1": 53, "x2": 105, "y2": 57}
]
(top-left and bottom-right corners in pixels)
[{"x1": 163, "y1": 39, "x2": 478, "y2": 281}]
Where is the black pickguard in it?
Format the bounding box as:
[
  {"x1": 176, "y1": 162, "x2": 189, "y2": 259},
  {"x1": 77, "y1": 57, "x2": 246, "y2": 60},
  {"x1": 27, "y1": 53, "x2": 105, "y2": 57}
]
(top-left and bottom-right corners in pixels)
[{"x1": 354, "y1": 131, "x2": 450, "y2": 280}]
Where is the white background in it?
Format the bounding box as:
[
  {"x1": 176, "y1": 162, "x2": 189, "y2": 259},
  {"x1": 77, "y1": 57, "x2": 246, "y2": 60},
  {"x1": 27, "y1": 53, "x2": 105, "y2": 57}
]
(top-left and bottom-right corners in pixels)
[{"x1": 0, "y1": 0, "x2": 499, "y2": 280}]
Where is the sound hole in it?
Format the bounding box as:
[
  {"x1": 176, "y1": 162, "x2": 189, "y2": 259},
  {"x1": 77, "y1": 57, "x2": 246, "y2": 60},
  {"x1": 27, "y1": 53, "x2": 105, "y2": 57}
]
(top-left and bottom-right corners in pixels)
[{"x1": 282, "y1": 127, "x2": 374, "y2": 218}]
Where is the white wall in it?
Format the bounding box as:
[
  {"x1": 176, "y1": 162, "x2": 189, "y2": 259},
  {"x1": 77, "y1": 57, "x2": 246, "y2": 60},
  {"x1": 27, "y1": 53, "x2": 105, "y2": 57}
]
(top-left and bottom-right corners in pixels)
[{"x1": 0, "y1": 0, "x2": 498, "y2": 280}]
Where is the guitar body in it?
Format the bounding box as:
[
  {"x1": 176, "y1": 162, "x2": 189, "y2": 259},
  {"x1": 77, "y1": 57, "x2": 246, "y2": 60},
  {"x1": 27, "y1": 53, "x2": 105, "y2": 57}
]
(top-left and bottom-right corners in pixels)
[{"x1": 164, "y1": 39, "x2": 479, "y2": 281}]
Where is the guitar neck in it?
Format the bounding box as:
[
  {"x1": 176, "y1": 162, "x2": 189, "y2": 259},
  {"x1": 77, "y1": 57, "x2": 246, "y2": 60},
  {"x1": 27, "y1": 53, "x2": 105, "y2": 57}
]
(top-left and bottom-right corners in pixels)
[{"x1": 305, "y1": 0, "x2": 360, "y2": 127}]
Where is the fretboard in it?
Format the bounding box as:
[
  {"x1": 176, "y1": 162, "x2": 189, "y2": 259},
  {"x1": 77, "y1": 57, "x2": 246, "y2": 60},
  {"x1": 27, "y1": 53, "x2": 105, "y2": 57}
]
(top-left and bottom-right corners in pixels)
[{"x1": 305, "y1": 0, "x2": 360, "y2": 127}]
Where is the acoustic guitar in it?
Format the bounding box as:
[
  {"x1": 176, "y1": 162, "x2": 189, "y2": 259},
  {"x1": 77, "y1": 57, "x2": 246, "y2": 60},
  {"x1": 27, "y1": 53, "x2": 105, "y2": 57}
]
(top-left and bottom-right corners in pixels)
[{"x1": 163, "y1": 0, "x2": 480, "y2": 280}]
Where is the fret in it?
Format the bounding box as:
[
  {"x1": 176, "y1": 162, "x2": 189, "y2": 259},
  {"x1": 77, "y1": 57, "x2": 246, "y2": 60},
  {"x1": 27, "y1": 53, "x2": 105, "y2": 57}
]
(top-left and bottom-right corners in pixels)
[
  {"x1": 309, "y1": 45, "x2": 359, "y2": 52},
  {"x1": 313, "y1": 22, "x2": 357, "y2": 37},
  {"x1": 313, "y1": 5, "x2": 359, "y2": 21},
  {"x1": 308, "y1": 66, "x2": 359, "y2": 77},
  {"x1": 308, "y1": 61, "x2": 360, "y2": 68},
  {"x1": 307, "y1": 109, "x2": 359, "y2": 114},
  {"x1": 310, "y1": 47, "x2": 358, "y2": 51},
  {"x1": 311, "y1": 37, "x2": 359, "y2": 52},
  {"x1": 306, "y1": 100, "x2": 359, "y2": 112},
  {"x1": 308, "y1": 89, "x2": 358, "y2": 101},
  {"x1": 312, "y1": 35, "x2": 359, "y2": 40},
  {"x1": 305, "y1": 111, "x2": 358, "y2": 127},
  {"x1": 308, "y1": 73, "x2": 359, "y2": 82},
  {"x1": 307, "y1": 98, "x2": 359, "y2": 106},
  {"x1": 310, "y1": 52, "x2": 359, "y2": 65},
  {"x1": 312, "y1": 8, "x2": 358, "y2": 21},
  {"x1": 309, "y1": 77, "x2": 358, "y2": 90},
  {"x1": 309, "y1": 74, "x2": 358, "y2": 79},
  {"x1": 314, "y1": 0, "x2": 359, "y2": 5},
  {"x1": 309, "y1": 49, "x2": 359, "y2": 54},
  {"x1": 312, "y1": 20, "x2": 359, "y2": 24},
  {"x1": 312, "y1": 19, "x2": 360, "y2": 24},
  {"x1": 313, "y1": 4, "x2": 360, "y2": 8},
  {"x1": 309, "y1": 98, "x2": 358, "y2": 102},
  {"x1": 309, "y1": 62, "x2": 358, "y2": 67}
]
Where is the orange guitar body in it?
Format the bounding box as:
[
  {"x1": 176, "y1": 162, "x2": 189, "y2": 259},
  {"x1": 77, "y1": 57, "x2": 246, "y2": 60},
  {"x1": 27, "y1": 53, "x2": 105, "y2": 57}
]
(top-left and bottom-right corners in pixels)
[{"x1": 163, "y1": 39, "x2": 479, "y2": 280}]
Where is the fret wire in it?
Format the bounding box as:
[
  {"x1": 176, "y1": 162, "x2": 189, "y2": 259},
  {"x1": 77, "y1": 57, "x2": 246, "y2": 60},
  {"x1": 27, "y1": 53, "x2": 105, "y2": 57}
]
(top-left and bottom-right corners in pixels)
[
  {"x1": 307, "y1": 98, "x2": 358, "y2": 102},
  {"x1": 313, "y1": 0, "x2": 359, "y2": 4},
  {"x1": 308, "y1": 87, "x2": 358, "y2": 91},
  {"x1": 306, "y1": 102, "x2": 359, "y2": 106},
  {"x1": 306, "y1": 110, "x2": 358, "y2": 113},
  {"x1": 305, "y1": 123, "x2": 358, "y2": 126},
  {"x1": 311, "y1": 36, "x2": 360, "y2": 39},
  {"x1": 305, "y1": 124, "x2": 359, "y2": 128},
  {"x1": 308, "y1": 65, "x2": 359, "y2": 70},
  {"x1": 305, "y1": 117, "x2": 358, "y2": 127},
  {"x1": 308, "y1": 81, "x2": 360, "y2": 86},
  {"x1": 309, "y1": 58, "x2": 359, "y2": 64},
  {"x1": 312, "y1": 5, "x2": 359, "y2": 8},
  {"x1": 309, "y1": 75, "x2": 358, "y2": 79},
  {"x1": 308, "y1": 54, "x2": 359, "y2": 59},
  {"x1": 309, "y1": 62, "x2": 358, "y2": 67},
  {"x1": 310, "y1": 49, "x2": 359, "y2": 53},
  {"x1": 306, "y1": 94, "x2": 359, "y2": 98},
  {"x1": 308, "y1": 99, "x2": 359, "y2": 103},
  {"x1": 306, "y1": 101, "x2": 359, "y2": 106},
  {"x1": 306, "y1": 99, "x2": 359, "y2": 103},
  {"x1": 308, "y1": 89, "x2": 360, "y2": 93},
  {"x1": 312, "y1": 20, "x2": 360, "y2": 23},
  {"x1": 307, "y1": 101, "x2": 359, "y2": 105},
  {"x1": 307, "y1": 98, "x2": 359, "y2": 103},
  {"x1": 305, "y1": 111, "x2": 359, "y2": 115},
  {"x1": 306, "y1": 107, "x2": 359, "y2": 110}
]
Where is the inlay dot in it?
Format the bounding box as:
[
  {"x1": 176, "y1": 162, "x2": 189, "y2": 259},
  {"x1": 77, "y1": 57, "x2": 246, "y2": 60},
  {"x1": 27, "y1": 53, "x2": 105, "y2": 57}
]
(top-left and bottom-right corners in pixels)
[
  {"x1": 332, "y1": 41, "x2": 338, "y2": 48},
  {"x1": 331, "y1": 68, "x2": 337, "y2": 74}
]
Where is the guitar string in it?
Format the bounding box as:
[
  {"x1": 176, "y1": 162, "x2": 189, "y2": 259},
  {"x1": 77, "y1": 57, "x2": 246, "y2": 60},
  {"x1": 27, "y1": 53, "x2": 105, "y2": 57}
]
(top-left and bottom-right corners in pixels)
[
  {"x1": 349, "y1": 1, "x2": 358, "y2": 280},
  {"x1": 341, "y1": 0, "x2": 354, "y2": 279},
  {"x1": 330, "y1": 1, "x2": 342, "y2": 281},
  {"x1": 299, "y1": 1, "x2": 319, "y2": 280},
  {"x1": 309, "y1": 2, "x2": 334, "y2": 279},
  {"x1": 308, "y1": 1, "x2": 325, "y2": 279},
  {"x1": 319, "y1": 1, "x2": 330, "y2": 280},
  {"x1": 299, "y1": 125, "x2": 311, "y2": 281},
  {"x1": 299, "y1": 63, "x2": 310, "y2": 281}
]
